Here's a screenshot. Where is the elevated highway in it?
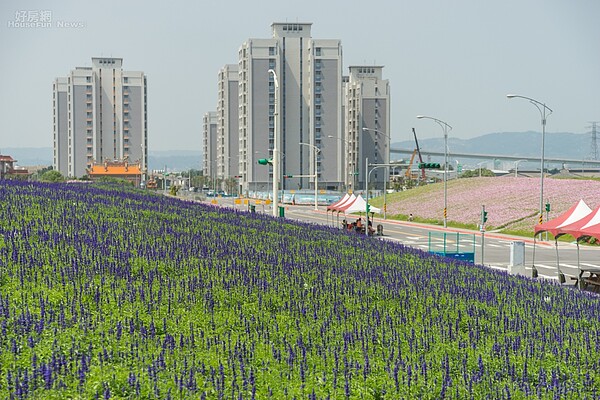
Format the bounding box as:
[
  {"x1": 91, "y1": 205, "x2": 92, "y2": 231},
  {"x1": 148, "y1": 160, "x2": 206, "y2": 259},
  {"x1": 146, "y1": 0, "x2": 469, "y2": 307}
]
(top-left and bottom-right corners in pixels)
[{"x1": 390, "y1": 148, "x2": 600, "y2": 167}]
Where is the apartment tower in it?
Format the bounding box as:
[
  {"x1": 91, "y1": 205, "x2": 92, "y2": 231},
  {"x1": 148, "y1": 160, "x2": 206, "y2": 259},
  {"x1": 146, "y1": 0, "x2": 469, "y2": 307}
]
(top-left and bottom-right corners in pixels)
[
  {"x1": 216, "y1": 65, "x2": 240, "y2": 188},
  {"x1": 53, "y1": 57, "x2": 147, "y2": 178},
  {"x1": 203, "y1": 112, "x2": 218, "y2": 179},
  {"x1": 237, "y1": 22, "x2": 344, "y2": 194},
  {"x1": 344, "y1": 66, "x2": 390, "y2": 191}
]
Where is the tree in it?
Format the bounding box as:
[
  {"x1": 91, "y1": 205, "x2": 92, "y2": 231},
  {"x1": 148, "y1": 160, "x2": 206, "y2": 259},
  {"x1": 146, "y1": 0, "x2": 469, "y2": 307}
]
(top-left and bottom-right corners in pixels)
[
  {"x1": 40, "y1": 170, "x2": 64, "y2": 182},
  {"x1": 224, "y1": 177, "x2": 239, "y2": 196},
  {"x1": 460, "y1": 168, "x2": 495, "y2": 178}
]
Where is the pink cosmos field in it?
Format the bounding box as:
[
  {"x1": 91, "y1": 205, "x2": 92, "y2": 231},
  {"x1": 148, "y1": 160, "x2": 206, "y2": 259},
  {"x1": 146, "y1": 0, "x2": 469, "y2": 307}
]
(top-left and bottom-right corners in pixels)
[{"x1": 385, "y1": 177, "x2": 600, "y2": 232}]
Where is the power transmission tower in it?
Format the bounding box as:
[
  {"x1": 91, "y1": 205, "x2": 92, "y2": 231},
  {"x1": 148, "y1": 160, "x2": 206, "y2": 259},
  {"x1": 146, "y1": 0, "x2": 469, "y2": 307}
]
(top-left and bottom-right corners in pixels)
[{"x1": 587, "y1": 122, "x2": 599, "y2": 160}]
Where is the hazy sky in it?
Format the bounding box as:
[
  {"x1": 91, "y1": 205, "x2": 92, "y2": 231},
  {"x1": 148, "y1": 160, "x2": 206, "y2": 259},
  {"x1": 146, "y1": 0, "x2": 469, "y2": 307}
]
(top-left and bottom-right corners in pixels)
[{"x1": 1, "y1": 0, "x2": 599, "y2": 152}]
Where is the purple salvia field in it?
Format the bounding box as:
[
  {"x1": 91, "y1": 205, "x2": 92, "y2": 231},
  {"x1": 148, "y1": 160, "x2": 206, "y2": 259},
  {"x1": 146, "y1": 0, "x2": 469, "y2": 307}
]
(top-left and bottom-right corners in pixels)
[{"x1": 0, "y1": 180, "x2": 599, "y2": 398}]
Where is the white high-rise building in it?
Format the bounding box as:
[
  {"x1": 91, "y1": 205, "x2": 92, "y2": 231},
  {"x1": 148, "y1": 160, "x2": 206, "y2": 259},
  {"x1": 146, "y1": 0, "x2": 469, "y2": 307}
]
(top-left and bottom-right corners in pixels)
[
  {"x1": 217, "y1": 64, "x2": 239, "y2": 186},
  {"x1": 344, "y1": 66, "x2": 391, "y2": 191},
  {"x1": 53, "y1": 57, "x2": 147, "y2": 178},
  {"x1": 237, "y1": 22, "x2": 344, "y2": 194},
  {"x1": 203, "y1": 112, "x2": 218, "y2": 179}
]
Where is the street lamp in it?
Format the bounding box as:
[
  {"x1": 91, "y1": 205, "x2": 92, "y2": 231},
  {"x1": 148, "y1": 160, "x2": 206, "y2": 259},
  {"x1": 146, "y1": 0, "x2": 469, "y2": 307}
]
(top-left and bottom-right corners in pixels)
[
  {"x1": 299, "y1": 142, "x2": 320, "y2": 210},
  {"x1": 269, "y1": 69, "x2": 280, "y2": 218},
  {"x1": 476, "y1": 161, "x2": 487, "y2": 178},
  {"x1": 362, "y1": 127, "x2": 391, "y2": 219},
  {"x1": 514, "y1": 159, "x2": 528, "y2": 178},
  {"x1": 416, "y1": 115, "x2": 452, "y2": 228},
  {"x1": 507, "y1": 94, "x2": 553, "y2": 226}
]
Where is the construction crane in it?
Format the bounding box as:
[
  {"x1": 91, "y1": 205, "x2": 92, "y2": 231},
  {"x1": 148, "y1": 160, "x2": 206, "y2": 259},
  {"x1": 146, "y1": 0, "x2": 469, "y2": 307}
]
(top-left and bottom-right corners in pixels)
[
  {"x1": 412, "y1": 128, "x2": 426, "y2": 182},
  {"x1": 405, "y1": 149, "x2": 417, "y2": 179}
]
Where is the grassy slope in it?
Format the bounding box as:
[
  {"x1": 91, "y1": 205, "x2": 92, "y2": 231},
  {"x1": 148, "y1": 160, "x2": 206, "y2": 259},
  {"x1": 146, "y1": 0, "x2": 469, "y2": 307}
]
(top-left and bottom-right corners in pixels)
[
  {"x1": 1, "y1": 181, "x2": 600, "y2": 398},
  {"x1": 369, "y1": 176, "x2": 600, "y2": 236}
]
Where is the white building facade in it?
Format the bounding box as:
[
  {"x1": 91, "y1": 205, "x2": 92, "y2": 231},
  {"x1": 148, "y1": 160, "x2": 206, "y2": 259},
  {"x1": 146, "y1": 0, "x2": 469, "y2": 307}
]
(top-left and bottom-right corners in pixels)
[
  {"x1": 344, "y1": 66, "x2": 391, "y2": 191},
  {"x1": 216, "y1": 65, "x2": 239, "y2": 185},
  {"x1": 53, "y1": 57, "x2": 147, "y2": 178},
  {"x1": 237, "y1": 22, "x2": 345, "y2": 194},
  {"x1": 202, "y1": 111, "x2": 218, "y2": 179}
]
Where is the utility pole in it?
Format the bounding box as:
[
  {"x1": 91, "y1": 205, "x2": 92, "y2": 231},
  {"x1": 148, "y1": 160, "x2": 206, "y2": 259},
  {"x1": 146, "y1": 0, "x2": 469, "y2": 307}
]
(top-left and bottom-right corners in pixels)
[{"x1": 480, "y1": 205, "x2": 488, "y2": 265}]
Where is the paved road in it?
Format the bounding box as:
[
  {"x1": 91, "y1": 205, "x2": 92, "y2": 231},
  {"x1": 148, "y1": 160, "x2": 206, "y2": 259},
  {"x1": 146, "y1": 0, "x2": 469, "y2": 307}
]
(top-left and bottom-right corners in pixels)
[{"x1": 198, "y1": 196, "x2": 600, "y2": 284}]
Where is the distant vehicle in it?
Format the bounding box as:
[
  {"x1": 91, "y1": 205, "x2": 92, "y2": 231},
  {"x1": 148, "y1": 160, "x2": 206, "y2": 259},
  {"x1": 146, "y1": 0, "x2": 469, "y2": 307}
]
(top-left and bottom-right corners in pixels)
[{"x1": 146, "y1": 179, "x2": 158, "y2": 189}]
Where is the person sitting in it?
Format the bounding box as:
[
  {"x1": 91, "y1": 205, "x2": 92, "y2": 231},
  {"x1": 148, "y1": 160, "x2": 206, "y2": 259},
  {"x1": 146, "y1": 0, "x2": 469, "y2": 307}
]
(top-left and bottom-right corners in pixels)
[
  {"x1": 367, "y1": 220, "x2": 375, "y2": 236},
  {"x1": 355, "y1": 218, "x2": 363, "y2": 232}
]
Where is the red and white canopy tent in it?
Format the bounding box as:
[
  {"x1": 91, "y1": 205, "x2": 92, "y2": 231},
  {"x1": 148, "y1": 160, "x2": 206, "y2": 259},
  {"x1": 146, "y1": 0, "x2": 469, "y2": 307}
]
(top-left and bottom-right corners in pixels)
[
  {"x1": 326, "y1": 193, "x2": 354, "y2": 226},
  {"x1": 532, "y1": 199, "x2": 592, "y2": 283},
  {"x1": 578, "y1": 219, "x2": 600, "y2": 241},
  {"x1": 534, "y1": 199, "x2": 592, "y2": 238},
  {"x1": 339, "y1": 194, "x2": 380, "y2": 214},
  {"x1": 327, "y1": 193, "x2": 351, "y2": 211},
  {"x1": 555, "y1": 204, "x2": 600, "y2": 240},
  {"x1": 328, "y1": 194, "x2": 381, "y2": 228}
]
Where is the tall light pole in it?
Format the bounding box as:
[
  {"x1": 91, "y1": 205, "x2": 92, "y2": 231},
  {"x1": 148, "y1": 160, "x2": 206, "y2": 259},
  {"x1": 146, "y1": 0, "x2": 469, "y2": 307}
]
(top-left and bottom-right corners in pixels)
[
  {"x1": 507, "y1": 94, "x2": 553, "y2": 227},
  {"x1": 269, "y1": 69, "x2": 280, "y2": 217},
  {"x1": 140, "y1": 142, "x2": 146, "y2": 187},
  {"x1": 514, "y1": 159, "x2": 527, "y2": 178},
  {"x1": 299, "y1": 142, "x2": 320, "y2": 210},
  {"x1": 476, "y1": 161, "x2": 486, "y2": 178},
  {"x1": 417, "y1": 115, "x2": 452, "y2": 228},
  {"x1": 362, "y1": 127, "x2": 391, "y2": 219}
]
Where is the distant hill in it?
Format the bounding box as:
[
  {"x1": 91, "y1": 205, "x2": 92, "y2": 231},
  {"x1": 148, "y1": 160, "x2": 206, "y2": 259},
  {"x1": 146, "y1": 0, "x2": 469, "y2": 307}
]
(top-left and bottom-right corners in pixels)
[
  {"x1": 148, "y1": 150, "x2": 202, "y2": 172},
  {"x1": 0, "y1": 147, "x2": 203, "y2": 172},
  {"x1": 4, "y1": 131, "x2": 596, "y2": 171},
  {"x1": 392, "y1": 131, "x2": 592, "y2": 162},
  {"x1": 2, "y1": 147, "x2": 53, "y2": 167}
]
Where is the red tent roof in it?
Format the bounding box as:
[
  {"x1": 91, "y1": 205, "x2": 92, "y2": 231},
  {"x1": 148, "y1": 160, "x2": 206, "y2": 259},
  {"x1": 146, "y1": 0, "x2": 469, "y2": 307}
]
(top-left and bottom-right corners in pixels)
[
  {"x1": 336, "y1": 195, "x2": 359, "y2": 213},
  {"x1": 327, "y1": 193, "x2": 350, "y2": 211},
  {"x1": 579, "y1": 222, "x2": 600, "y2": 241},
  {"x1": 534, "y1": 199, "x2": 591, "y2": 237},
  {"x1": 555, "y1": 205, "x2": 600, "y2": 239},
  {"x1": 328, "y1": 194, "x2": 356, "y2": 212}
]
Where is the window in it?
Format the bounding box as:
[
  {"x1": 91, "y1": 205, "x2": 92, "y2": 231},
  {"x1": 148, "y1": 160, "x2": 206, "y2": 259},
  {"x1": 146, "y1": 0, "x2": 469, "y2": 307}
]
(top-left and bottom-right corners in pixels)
[
  {"x1": 269, "y1": 47, "x2": 276, "y2": 56},
  {"x1": 315, "y1": 48, "x2": 321, "y2": 56}
]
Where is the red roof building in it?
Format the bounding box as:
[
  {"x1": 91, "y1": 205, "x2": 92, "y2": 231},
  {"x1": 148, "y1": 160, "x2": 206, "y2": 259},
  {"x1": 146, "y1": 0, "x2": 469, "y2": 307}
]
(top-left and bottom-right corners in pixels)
[
  {"x1": 0, "y1": 155, "x2": 30, "y2": 179},
  {"x1": 87, "y1": 160, "x2": 142, "y2": 185}
]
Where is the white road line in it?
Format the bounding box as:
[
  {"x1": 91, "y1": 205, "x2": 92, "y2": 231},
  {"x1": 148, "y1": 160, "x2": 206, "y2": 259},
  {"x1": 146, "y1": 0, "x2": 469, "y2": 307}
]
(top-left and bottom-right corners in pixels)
[
  {"x1": 534, "y1": 263, "x2": 555, "y2": 269},
  {"x1": 581, "y1": 262, "x2": 600, "y2": 268}
]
